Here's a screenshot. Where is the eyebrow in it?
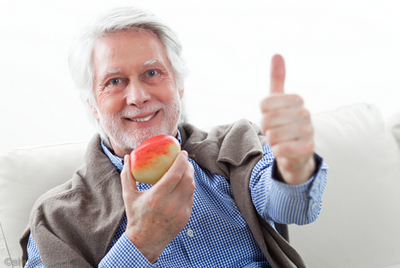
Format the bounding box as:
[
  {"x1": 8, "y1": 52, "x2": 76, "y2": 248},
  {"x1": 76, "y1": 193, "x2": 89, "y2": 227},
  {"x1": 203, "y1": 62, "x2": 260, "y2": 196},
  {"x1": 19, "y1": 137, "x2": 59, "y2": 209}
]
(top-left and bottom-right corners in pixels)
[
  {"x1": 105, "y1": 68, "x2": 124, "y2": 74},
  {"x1": 99, "y1": 68, "x2": 124, "y2": 83},
  {"x1": 142, "y1": 58, "x2": 164, "y2": 67}
]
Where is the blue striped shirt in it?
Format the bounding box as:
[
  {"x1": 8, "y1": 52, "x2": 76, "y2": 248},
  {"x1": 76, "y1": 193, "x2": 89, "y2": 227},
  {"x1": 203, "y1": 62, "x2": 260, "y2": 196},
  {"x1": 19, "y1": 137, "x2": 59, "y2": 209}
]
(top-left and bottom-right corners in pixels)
[{"x1": 25, "y1": 130, "x2": 328, "y2": 267}]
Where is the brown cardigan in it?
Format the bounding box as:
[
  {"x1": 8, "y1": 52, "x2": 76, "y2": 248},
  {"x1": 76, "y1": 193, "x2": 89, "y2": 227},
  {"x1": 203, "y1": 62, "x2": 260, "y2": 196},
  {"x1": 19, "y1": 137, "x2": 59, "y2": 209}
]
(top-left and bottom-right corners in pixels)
[{"x1": 20, "y1": 119, "x2": 306, "y2": 268}]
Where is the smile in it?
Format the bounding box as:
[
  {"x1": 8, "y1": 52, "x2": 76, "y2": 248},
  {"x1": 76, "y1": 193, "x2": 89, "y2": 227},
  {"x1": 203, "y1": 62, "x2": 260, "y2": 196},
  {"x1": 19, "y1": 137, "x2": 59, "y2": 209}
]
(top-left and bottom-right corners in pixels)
[{"x1": 129, "y1": 112, "x2": 157, "y2": 122}]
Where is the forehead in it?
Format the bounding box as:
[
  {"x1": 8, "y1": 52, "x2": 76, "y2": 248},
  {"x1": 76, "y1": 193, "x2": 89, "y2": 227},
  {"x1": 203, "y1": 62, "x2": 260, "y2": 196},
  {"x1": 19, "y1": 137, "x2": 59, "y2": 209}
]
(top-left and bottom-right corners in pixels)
[{"x1": 92, "y1": 29, "x2": 171, "y2": 76}]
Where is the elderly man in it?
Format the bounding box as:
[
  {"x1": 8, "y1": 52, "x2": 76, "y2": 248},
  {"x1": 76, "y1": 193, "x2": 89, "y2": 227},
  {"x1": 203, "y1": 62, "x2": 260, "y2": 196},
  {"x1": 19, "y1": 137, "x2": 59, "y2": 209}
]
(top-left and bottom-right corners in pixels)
[{"x1": 20, "y1": 7, "x2": 327, "y2": 268}]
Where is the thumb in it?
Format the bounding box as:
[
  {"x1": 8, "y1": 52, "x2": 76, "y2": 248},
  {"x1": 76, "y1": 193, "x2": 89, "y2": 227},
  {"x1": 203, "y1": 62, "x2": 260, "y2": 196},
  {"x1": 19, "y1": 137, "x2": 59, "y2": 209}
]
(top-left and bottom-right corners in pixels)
[
  {"x1": 121, "y1": 155, "x2": 138, "y2": 195},
  {"x1": 270, "y1": 54, "x2": 286, "y2": 94}
]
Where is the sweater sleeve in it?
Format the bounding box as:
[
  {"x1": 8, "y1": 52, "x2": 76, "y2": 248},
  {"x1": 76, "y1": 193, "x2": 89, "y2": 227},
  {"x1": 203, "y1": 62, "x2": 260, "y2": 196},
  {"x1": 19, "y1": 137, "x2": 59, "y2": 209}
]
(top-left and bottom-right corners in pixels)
[
  {"x1": 249, "y1": 143, "x2": 328, "y2": 226},
  {"x1": 25, "y1": 233, "x2": 157, "y2": 268}
]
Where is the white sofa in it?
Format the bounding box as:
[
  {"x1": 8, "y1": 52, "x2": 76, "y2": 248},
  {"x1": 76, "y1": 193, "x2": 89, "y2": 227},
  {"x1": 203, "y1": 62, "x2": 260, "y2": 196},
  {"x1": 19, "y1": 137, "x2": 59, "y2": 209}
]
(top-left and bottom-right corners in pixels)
[{"x1": 1, "y1": 103, "x2": 399, "y2": 268}]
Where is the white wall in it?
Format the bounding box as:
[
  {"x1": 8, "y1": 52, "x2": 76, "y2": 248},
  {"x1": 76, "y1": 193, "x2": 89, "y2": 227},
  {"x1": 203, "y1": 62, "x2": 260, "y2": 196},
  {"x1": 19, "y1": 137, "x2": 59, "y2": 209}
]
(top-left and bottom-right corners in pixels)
[{"x1": 1, "y1": 0, "x2": 399, "y2": 152}]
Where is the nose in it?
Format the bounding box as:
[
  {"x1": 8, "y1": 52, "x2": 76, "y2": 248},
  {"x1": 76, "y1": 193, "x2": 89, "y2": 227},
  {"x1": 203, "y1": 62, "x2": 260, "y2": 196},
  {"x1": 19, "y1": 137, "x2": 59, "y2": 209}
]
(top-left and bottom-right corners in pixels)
[{"x1": 126, "y1": 81, "x2": 151, "y2": 107}]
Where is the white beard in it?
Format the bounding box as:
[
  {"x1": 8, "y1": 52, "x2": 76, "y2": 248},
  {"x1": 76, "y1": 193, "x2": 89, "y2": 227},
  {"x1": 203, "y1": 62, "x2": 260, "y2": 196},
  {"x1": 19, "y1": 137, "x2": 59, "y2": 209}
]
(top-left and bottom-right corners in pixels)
[{"x1": 98, "y1": 93, "x2": 181, "y2": 150}]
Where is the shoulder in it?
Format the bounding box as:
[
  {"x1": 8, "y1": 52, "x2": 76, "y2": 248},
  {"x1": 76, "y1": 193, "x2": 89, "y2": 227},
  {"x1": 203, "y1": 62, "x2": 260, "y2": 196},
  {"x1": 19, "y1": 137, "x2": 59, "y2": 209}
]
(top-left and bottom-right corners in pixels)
[
  {"x1": 210, "y1": 119, "x2": 266, "y2": 148},
  {"x1": 29, "y1": 134, "x2": 122, "y2": 229},
  {"x1": 180, "y1": 119, "x2": 266, "y2": 147},
  {"x1": 29, "y1": 165, "x2": 90, "y2": 227},
  {"x1": 211, "y1": 118, "x2": 264, "y2": 136}
]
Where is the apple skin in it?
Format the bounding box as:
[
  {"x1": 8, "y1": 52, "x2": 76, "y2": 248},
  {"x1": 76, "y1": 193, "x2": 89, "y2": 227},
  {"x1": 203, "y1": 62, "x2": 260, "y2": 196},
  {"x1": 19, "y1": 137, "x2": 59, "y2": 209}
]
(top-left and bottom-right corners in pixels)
[{"x1": 130, "y1": 135, "x2": 181, "y2": 185}]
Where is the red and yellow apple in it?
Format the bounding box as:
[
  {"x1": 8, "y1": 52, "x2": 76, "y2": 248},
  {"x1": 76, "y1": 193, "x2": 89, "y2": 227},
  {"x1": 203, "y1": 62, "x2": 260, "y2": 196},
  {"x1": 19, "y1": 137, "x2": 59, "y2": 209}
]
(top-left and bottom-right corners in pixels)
[{"x1": 130, "y1": 135, "x2": 181, "y2": 185}]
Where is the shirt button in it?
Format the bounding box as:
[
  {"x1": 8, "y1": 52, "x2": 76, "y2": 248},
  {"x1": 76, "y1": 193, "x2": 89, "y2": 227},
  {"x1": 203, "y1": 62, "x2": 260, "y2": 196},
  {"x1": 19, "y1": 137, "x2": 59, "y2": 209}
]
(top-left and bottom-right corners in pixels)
[
  {"x1": 311, "y1": 203, "x2": 317, "y2": 210},
  {"x1": 186, "y1": 229, "x2": 194, "y2": 237}
]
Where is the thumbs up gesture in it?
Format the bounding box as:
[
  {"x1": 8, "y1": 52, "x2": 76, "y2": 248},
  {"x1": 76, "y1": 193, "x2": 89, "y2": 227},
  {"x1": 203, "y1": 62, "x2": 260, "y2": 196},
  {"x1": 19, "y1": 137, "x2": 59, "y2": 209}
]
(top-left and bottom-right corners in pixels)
[{"x1": 260, "y1": 54, "x2": 316, "y2": 185}]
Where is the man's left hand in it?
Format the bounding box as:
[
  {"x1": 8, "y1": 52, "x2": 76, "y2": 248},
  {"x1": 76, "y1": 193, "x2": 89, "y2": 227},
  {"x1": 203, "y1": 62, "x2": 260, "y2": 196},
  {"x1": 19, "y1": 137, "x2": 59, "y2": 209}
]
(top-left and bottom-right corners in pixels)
[{"x1": 260, "y1": 54, "x2": 316, "y2": 185}]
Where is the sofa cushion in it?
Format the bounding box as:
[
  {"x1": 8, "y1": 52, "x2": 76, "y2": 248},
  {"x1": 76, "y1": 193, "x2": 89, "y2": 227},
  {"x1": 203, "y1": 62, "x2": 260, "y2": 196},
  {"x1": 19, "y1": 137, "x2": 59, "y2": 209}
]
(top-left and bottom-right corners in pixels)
[
  {"x1": 0, "y1": 142, "x2": 88, "y2": 263},
  {"x1": 289, "y1": 103, "x2": 400, "y2": 268}
]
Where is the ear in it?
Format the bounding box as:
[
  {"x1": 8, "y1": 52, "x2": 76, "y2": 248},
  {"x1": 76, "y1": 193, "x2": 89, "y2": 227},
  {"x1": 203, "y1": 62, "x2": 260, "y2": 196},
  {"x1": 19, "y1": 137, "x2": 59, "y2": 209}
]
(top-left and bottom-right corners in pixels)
[{"x1": 88, "y1": 100, "x2": 100, "y2": 121}]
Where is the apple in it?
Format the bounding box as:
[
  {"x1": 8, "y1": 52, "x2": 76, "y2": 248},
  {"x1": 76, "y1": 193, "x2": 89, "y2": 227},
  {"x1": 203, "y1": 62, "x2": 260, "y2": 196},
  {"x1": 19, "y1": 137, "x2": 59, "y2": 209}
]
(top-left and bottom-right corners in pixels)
[{"x1": 130, "y1": 135, "x2": 181, "y2": 185}]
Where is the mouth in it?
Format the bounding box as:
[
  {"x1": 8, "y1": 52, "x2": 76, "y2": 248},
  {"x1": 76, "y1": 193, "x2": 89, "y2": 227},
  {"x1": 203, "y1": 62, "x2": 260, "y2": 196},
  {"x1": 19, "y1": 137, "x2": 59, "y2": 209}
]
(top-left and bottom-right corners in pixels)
[{"x1": 126, "y1": 111, "x2": 158, "y2": 122}]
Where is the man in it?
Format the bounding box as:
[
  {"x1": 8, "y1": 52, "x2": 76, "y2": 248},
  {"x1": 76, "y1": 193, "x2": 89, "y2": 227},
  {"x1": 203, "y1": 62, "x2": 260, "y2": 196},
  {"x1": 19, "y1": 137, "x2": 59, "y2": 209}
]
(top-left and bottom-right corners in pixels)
[{"x1": 20, "y1": 6, "x2": 327, "y2": 268}]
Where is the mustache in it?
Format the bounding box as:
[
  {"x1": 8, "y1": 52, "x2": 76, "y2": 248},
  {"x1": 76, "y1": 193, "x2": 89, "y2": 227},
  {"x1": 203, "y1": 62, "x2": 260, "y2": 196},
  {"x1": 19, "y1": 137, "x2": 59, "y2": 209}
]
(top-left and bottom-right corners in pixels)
[{"x1": 116, "y1": 102, "x2": 165, "y2": 118}]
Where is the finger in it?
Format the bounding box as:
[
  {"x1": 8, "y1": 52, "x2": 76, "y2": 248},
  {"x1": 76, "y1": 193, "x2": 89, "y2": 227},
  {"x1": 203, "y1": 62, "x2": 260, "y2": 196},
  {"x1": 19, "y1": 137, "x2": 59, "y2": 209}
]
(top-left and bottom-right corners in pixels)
[
  {"x1": 260, "y1": 94, "x2": 304, "y2": 113},
  {"x1": 270, "y1": 54, "x2": 286, "y2": 94},
  {"x1": 153, "y1": 150, "x2": 189, "y2": 194},
  {"x1": 271, "y1": 138, "x2": 314, "y2": 160},
  {"x1": 265, "y1": 122, "x2": 313, "y2": 147},
  {"x1": 174, "y1": 161, "x2": 195, "y2": 201},
  {"x1": 121, "y1": 155, "x2": 138, "y2": 198},
  {"x1": 261, "y1": 106, "x2": 310, "y2": 130},
  {"x1": 171, "y1": 161, "x2": 195, "y2": 225}
]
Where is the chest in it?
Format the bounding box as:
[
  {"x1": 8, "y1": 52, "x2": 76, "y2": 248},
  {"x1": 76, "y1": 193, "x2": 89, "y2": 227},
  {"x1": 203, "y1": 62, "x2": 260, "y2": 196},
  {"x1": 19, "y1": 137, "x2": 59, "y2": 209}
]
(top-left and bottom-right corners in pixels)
[{"x1": 134, "y1": 159, "x2": 268, "y2": 267}]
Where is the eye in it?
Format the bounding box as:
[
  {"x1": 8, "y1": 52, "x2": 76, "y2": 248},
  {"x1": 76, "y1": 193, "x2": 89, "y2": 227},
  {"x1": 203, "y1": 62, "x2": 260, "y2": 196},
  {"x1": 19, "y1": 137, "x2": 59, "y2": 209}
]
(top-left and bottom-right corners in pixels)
[
  {"x1": 110, "y1": 78, "x2": 120, "y2": 85},
  {"x1": 140, "y1": 68, "x2": 164, "y2": 84},
  {"x1": 103, "y1": 77, "x2": 128, "y2": 91},
  {"x1": 147, "y1": 70, "x2": 157, "y2": 77}
]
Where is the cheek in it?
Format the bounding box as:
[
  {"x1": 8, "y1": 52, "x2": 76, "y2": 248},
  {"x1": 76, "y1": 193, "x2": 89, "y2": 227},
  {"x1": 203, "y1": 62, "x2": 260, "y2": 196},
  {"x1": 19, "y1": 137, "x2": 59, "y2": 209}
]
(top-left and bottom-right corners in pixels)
[
  {"x1": 154, "y1": 80, "x2": 179, "y2": 102},
  {"x1": 96, "y1": 91, "x2": 126, "y2": 115}
]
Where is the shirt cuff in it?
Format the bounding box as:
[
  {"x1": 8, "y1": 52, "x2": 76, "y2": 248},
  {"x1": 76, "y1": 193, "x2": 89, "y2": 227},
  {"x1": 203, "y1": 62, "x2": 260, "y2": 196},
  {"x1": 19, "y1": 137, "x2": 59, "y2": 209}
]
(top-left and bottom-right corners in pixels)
[
  {"x1": 267, "y1": 153, "x2": 328, "y2": 225},
  {"x1": 271, "y1": 153, "x2": 323, "y2": 183},
  {"x1": 98, "y1": 233, "x2": 157, "y2": 268}
]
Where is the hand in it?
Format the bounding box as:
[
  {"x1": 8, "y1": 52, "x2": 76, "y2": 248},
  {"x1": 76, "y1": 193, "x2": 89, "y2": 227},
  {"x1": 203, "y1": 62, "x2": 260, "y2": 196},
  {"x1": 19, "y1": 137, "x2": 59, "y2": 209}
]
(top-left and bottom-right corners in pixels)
[
  {"x1": 260, "y1": 54, "x2": 316, "y2": 185},
  {"x1": 120, "y1": 151, "x2": 195, "y2": 263}
]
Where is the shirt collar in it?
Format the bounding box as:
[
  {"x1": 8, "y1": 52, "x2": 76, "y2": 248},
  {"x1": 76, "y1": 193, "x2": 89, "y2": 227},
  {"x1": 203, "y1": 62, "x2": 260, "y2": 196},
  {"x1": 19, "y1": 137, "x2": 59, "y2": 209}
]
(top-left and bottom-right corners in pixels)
[{"x1": 101, "y1": 130, "x2": 182, "y2": 172}]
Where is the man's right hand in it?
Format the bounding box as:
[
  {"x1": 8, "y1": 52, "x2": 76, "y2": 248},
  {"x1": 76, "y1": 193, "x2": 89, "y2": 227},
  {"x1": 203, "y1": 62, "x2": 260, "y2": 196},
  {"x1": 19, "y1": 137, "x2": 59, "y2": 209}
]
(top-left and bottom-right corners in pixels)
[{"x1": 121, "y1": 151, "x2": 195, "y2": 264}]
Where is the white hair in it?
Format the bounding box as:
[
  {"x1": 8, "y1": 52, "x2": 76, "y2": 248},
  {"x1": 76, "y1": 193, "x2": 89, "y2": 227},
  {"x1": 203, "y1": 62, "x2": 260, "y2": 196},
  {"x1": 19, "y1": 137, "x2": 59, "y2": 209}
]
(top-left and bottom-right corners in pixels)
[{"x1": 68, "y1": 7, "x2": 188, "y2": 144}]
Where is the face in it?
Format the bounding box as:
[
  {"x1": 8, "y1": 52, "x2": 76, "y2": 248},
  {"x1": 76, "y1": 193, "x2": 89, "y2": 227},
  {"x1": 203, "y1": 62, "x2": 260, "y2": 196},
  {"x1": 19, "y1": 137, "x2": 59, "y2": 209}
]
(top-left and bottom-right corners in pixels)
[{"x1": 91, "y1": 30, "x2": 184, "y2": 157}]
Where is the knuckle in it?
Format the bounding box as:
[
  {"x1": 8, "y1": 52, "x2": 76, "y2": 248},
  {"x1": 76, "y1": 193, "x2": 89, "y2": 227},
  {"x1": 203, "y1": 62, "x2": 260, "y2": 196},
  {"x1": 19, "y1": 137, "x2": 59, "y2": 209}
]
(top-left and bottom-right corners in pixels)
[
  {"x1": 122, "y1": 190, "x2": 129, "y2": 201},
  {"x1": 261, "y1": 112, "x2": 277, "y2": 131},
  {"x1": 301, "y1": 124, "x2": 314, "y2": 136},
  {"x1": 260, "y1": 95, "x2": 277, "y2": 111},
  {"x1": 189, "y1": 180, "x2": 196, "y2": 193},
  {"x1": 308, "y1": 125, "x2": 314, "y2": 136},
  {"x1": 272, "y1": 144, "x2": 286, "y2": 157},
  {"x1": 291, "y1": 94, "x2": 304, "y2": 104},
  {"x1": 260, "y1": 97, "x2": 270, "y2": 111},
  {"x1": 121, "y1": 165, "x2": 129, "y2": 177},
  {"x1": 176, "y1": 208, "x2": 191, "y2": 226},
  {"x1": 182, "y1": 171, "x2": 191, "y2": 182},
  {"x1": 187, "y1": 161, "x2": 195, "y2": 174},
  {"x1": 305, "y1": 140, "x2": 315, "y2": 153},
  {"x1": 186, "y1": 176, "x2": 196, "y2": 192},
  {"x1": 266, "y1": 130, "x2": 277, "y2": 145},
  {"x1": 298, "y1": 108, "x2": 310, "y2": 120},
  {"x1": 262, "y1": 112, "x2": 271, "y2": 125}
]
